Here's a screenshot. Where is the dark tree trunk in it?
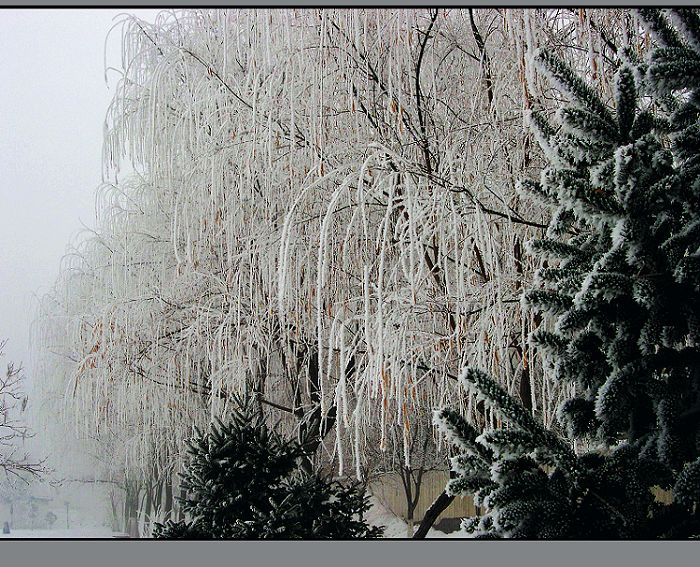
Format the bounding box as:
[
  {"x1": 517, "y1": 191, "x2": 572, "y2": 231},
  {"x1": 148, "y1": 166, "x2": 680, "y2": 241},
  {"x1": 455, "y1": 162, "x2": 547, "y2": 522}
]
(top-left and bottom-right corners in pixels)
[
  {"x1": 176, "y1": 486, "x2": 186, "y2": 522},
  {"x1": 412, "y1": 489, "x2": 454, "y2": 539},
  {"x1": 143, "y1": 484, "x2": 153, "y2": 532},
  {"x1": 295, "y1": 348, "x2": 339, "y2": 475},
  {"x1": 519, "y1": 358, "x2": 533, "y2": 412},
  {"x1": 164, "y1": 478, "x2": 174, "y2": 520},
  {"x1": 123, "y1": 481, "x2": 140, "y2": 534}
]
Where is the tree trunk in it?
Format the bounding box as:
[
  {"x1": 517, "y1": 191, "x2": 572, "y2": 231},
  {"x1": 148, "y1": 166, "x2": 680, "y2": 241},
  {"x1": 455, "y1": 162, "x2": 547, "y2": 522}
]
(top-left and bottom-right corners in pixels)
[
  {"x1": 123, "y1": 481, "x2": 140, "y2": 534},
  {"x1": 412, "y1": 489, "x2": 454, "y2": 539},
  {"x1": 176, "y1": 486, "x2": 186, "y2": 522},
  {"x1": 127, "y1": 516, "x2": 139, "y2": 538},
  {"x1": 164, "y1": 478, "x2": 173, "y2": 521},
  {"x1": 143, "y1": 484, "x2": 153, "y2": 534},
  {"x1": 108, "y1": 490, "x2": 119, "y2": 532},
  {"x1": 401, "y1": 467, "x2": 414, "y2": 537},
  {"x1": 296, "y1": 349, "x2": 338, "y2": 475}
]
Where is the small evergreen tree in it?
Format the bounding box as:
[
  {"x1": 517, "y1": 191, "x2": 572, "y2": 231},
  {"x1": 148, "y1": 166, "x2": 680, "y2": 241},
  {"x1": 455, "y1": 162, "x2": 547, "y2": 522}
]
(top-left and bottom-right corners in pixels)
[
  {"x1": 153, "y1": 398, "x2": 383, "y2": 539},
  {"x1": 436, "y1": 9, "x2": 700, "y2": 538}
]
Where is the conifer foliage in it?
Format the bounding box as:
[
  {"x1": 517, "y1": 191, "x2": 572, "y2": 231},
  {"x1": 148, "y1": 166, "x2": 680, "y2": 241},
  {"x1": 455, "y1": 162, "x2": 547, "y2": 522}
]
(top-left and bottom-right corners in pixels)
[
  {"x1": 153, "y1": 398, "x2": 383, "y2": 539},
  {"x1": 436, "y1": 9, "x2": 700, "y2": 538}
]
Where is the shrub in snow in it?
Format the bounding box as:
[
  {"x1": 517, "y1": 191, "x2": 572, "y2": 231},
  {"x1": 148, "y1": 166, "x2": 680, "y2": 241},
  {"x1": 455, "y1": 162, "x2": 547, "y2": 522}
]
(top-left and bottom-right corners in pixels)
[
  {"x1": 435, "y1": 8, "x2": 700, "y2": 538},
  {"x1": 153, "y1": 397, "x2": 383, "y2": 539}
]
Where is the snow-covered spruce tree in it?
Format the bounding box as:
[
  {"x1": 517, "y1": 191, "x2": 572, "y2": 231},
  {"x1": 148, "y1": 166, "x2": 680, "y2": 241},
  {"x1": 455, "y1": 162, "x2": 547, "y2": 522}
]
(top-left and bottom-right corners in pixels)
[
  {"x1": 435, "y1": 8, "x2": 700, "y2": 538},
  {"x1": 153, "y1": 397, "x2": 382, "y2": 539}
]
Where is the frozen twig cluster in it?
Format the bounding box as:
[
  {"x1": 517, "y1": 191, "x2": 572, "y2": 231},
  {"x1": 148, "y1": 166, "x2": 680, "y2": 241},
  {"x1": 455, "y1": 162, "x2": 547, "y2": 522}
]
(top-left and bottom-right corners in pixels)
[{"x1": 0, "y1": 342, "x2": 44, "y2": 481}]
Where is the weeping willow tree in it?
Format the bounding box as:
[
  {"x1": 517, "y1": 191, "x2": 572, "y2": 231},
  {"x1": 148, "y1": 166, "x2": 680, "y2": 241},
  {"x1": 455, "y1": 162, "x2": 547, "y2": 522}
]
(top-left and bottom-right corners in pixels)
[{"x1": 33, "y1": 8, "x2": 637, "y2": 533}]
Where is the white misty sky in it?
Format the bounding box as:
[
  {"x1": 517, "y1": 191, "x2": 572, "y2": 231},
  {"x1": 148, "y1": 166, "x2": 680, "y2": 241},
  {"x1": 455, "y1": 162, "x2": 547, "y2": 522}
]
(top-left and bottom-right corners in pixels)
[{"x1": 0, "y1": 9, "x2": 160, "y2": 381}]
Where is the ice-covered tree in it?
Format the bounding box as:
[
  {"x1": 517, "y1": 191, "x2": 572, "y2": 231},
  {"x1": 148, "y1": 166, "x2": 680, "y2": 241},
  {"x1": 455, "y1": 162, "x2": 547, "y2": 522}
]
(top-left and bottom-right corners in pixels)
[
  {"x1": 33, "y1": 9, "x2": 631, "y2": 532},
  {"x1": 436, "y1": 8, "x2": 700, "y2": 538},
  {"x1": 153, "y1": 396, "x2": 382, "y2": 539},
  {"x1": 36, "y1": 9, "x2": 545, "y2": 479}
]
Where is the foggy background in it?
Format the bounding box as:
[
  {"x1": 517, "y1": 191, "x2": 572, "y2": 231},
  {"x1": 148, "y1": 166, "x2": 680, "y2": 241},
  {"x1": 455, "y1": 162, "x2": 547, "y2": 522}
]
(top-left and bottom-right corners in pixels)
[{"x1": 0, "y1": 9, "x2": 160, "y2": 384}]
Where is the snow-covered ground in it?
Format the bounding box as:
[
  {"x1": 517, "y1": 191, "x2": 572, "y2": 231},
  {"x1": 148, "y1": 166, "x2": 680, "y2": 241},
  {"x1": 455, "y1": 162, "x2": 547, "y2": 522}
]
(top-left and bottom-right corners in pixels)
[
  {"x1": 0, "y1": 497, "x2": 463, "y2": 539},
  {"x1": 365, "y1": 496, "x2": 466, "y2": 539},
  {"x1": 0, "y1": 528, "x2": 120, "y2": 538}
]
